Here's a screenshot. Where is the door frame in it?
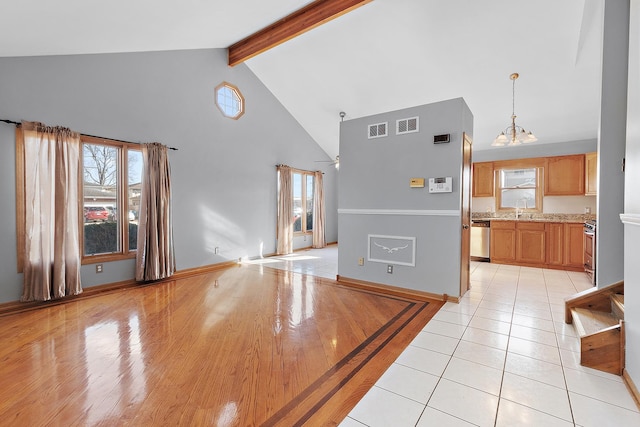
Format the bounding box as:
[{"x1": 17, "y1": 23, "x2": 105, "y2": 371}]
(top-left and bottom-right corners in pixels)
[{"x1": 460, "y1": 133, "x2": 472, "y2": 296}]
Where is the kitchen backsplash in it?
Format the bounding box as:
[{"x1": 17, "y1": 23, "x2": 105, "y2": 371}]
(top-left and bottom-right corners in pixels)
[{"x1": 472, "y1": 195, "x2": 597, "y2": 215}]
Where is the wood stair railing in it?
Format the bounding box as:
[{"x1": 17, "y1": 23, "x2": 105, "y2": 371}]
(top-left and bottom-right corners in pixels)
[{"x1": 565, "y1": 281, "x2": 625, "y2": 375}]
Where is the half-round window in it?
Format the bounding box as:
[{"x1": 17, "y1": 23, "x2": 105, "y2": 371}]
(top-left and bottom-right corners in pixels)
[{"x1": 215, "y1": 82, "x2": 244, "y2": 119}]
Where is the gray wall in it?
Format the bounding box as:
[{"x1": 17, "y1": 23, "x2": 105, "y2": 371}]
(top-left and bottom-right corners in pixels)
[
  {"x1": 597, "y1": 0, "x2": 627, "y2": 288},
  {"x1": 338, "y1": 98, "x2": 472, "y2": 297},
  {"x1": 0, "y1": 48, "x2": 338, "y2": 303},
  {"x1": 623, "y1": 0, "x2": 640, "y2": 401}
]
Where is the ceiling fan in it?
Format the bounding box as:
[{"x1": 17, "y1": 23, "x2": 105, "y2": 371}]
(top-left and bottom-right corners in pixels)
[{"x1": 314, "y1": 155, "x2": 340, "y2": 169}]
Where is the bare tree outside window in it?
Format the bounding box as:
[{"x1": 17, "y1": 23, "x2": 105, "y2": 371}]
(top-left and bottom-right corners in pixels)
[
  {"x1": 81, "y1": 138, "x2": 143, "y2": 259},
  {"x1": 83, "y1": 144, "x2": 117, "y2": 186}
]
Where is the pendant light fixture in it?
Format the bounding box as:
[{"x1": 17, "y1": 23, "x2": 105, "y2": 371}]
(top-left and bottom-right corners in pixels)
[{"x1": 492, "y1": 73, "x2": 537, "y2": 147}]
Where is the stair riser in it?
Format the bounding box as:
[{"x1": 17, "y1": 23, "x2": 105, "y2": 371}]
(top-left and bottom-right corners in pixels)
[{"x1": 580, "y1": 328, "x2": 623, "y2": 376}]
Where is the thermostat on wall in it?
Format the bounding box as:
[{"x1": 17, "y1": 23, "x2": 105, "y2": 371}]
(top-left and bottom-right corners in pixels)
[{"x1": 428, "y1": 177, "x2": 452, "y2": 193}]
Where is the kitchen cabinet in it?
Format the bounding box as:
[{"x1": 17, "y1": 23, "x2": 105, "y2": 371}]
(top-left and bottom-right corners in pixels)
[
  {"x1": 490, "y1": 220, "x2": 585, "y2": 270},
  {"x1": 472, "y1": 162, "x2": 494, "y2": 197},
  {"x1": 545, "y1": 222, "x2": 584, "y2": 268},
  {"x1": 544, "y1": 155, "x2": 585, "y2": 196},
  {"x1": 490, "y1": 221, "x2": 516, "y2": 262},
  {"x1": 546, "y1": 223, "x2": 564, "y2": 266},
  {"x1": 563, "y1": 222, "x2": 585, "y2": 268},
  {"x1": 585, "y1": 152, "x2": 597, "y2": 196},
  {"x1": 516, "y1": 222, "x2": 546, "y2": 265},
  {"x1": 491, "y1": 221, "x2": 545, "y2": 264}
]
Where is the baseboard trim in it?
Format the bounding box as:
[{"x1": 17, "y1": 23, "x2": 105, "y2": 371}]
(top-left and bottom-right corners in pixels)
[
  {"x1": 0, "y1": 260, "x2": 239, "y2": 318},
  {"x1": 336, "y1": 275, "x2": 457, "y2": 303},
  {"x1": 623, "y1": 369, "x2": 640, "y2": 411}
]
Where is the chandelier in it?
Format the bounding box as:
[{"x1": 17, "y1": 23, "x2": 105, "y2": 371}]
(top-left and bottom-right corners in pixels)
[{"x1": 492, "y1": 73, "x2": 537, "y2": 146}]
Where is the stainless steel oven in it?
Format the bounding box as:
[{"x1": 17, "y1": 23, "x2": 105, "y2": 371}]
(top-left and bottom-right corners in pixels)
[{"x1": 584, "y1": 220, "x2": 596, "y2": 285}]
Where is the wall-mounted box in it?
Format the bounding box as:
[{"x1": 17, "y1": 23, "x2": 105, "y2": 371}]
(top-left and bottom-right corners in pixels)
[
  {"x1": 410, "y1": 178, "x2": 425, "y2": 188},
  {"x1": 428, "y1": 177, "x2": 452, "y2": 193}
]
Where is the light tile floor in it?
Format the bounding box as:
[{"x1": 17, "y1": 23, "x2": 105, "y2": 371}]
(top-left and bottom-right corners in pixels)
[{"x1": 247, "y1": 248, "x2": 640, "y2": 426}]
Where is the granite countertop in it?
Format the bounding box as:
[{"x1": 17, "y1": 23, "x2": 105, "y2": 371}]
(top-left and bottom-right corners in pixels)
[{"x1": 471, "y1": 212, "x2": 596, "y2": 223}]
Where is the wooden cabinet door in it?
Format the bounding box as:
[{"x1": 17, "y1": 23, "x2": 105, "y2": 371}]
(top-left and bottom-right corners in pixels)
[
  {"x1": 585, "y1": 152, "x2": 597, "y2": 196},
  {"x1": 544, "y1": 155, "x2": 585, "y2": 195},
  {"x1": 516, "y1": 222, "x2": 546, "y2": 264},
  {"x1": 490, "y1": 221, "x2": 516, "y2": 262},
  {"x1": 563, "y1": 223, "x2": 585, "y2": 268},
  {"x1": 472, "y1": 162, "x2": 494, "y2": 197},
  {"x1": 546, "y1": 223, "x2": 564, "y2": 266}
]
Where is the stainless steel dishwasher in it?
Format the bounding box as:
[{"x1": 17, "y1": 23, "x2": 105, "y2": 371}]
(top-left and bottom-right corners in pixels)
[{"x1": 471, "y1": 220, "x2": 490, "y2": 261}]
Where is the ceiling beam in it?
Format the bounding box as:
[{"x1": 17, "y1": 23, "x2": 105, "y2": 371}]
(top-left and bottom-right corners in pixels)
[{"x1": 228, "y1": 0, "x2": 372, "y2": 67}]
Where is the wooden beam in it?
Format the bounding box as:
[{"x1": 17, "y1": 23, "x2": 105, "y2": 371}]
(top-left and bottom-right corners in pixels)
[{"x1": 228, "y1": 0, "x2": 372, "y2": 66}]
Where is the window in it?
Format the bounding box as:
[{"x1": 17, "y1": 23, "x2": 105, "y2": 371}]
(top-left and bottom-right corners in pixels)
[
  {"x1": 16, "y1": 129, "x2": 143, "y2": 272},
  {"x1": 496, "y1": 167, "x2": 542, "y2": 212},
  {"x1": 215, "y1": 82, "x2": 244, "y2": 119},
  {"x1": 292, "y1": 170, "x2": 314, "y2": 233},
  {"x1": 82, "y1": 136, "x2": 142, "y2": 261}
]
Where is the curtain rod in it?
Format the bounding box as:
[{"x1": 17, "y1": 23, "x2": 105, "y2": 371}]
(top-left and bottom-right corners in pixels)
[{"x1": 1, "y1": 118, "x2": 178, "y2": 151}]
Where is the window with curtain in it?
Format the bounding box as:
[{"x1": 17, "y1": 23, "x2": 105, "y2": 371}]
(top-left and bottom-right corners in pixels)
[
  {"x1": 81, "y1": 136, "x2": 143, "y2": 260},
  {"x1": 292, "y1": 170, "x2": 314, "y2": 233}
]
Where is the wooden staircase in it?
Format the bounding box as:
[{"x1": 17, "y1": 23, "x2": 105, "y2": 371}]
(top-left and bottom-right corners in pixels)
[{"x1": 565, "y1": 281, "x2": 625, "y2": 375}]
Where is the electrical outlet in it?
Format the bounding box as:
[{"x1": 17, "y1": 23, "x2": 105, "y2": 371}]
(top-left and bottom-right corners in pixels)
[
  {"x1": 96, "y1": 264, "x2": 103, "y2": 273},
  {"x1": 358, "y1": 257, "x2": 364, "y2": 266},
  {"x1": 387, "y1": 265, "x2": 393, "y2": 274},
  {"x1": 214, "y1": 247, "x2": 219, "y2": 255}
]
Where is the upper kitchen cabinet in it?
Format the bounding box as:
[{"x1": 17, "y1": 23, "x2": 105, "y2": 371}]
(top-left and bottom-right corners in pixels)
[
  {"x1": 544, "y1": 154, "x2": 585, "y2": 195},
  {"x1": 472, "y1": 162, "x2": 494, "y2": 197},
  {"x1": 584, "y1": 152, "x2": 597, "y2": 196}
]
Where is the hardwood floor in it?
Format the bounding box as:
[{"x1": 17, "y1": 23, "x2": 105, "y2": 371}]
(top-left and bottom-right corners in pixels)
[{"x1": 0, "y1": 264, "x2": 442, "y2": 426}]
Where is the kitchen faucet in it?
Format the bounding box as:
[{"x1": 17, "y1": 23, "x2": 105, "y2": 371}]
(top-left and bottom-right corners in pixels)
[{"x1": 515, "y1": 199, "x2": 527, "y2": 219}]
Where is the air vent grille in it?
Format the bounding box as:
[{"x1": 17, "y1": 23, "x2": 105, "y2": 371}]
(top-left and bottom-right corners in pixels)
[
  {"x1": 396, "y1": 117, "x2": 419, "y2": 135},
  {"x1": 368, "y1": 122, "x2": 388, "y2": 139}
]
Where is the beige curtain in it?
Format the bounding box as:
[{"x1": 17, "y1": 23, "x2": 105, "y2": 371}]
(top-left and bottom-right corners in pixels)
[
  {"x1": 312, "y1": 171, "x2": 326, "y2": 248},
  {"x1": 136, "y1": 143, "x2": 176, "y2": 281},
  {"x1": 276, "y1": 165, "x2": 293, "y2": 255},
  {"x1": 21, "y1": 121, "x2": 82, "y2": 301}
]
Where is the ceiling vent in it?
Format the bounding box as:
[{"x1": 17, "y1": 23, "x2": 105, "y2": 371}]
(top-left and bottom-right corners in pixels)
[
  {"x1": 396, "y1": 117, "x2": 419, "y2": 135},
  {"x1": 368, "y1": 122, "x2": 388, "y2": 139}
]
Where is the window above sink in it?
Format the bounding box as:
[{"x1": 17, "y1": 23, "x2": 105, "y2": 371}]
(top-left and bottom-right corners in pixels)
[{"x1": 496, "y1": 167, "x2": 543, "y2": 213}]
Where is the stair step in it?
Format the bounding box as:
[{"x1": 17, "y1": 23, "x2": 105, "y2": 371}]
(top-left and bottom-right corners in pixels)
[
  {"x1": 571, "y1": 308, "x2": 619, "y2": 337},
  {"x1": 611, "y1": 293, "x2": 624, "y2": 320}
]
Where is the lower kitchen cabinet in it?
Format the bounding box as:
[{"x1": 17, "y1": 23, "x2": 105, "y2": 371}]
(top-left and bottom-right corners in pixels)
[
  {"x1": 490, "y1": 221, "x2": 516, "y2": 262},
  {"x1": 516, "y1": 222, "x2": 546, "y2": 265},
  {"x1": 546, "y1": 223, "x2": 564, "y2": 266},
  {"x1": 490, "y1": 220, "x2": 584, "y2": 270},
  {"x1": 545, "y1": 222, "x2": 584, "y2": 269},
  {"x1": 563, "y1": 222, "x2": 585, "y2": 268}
]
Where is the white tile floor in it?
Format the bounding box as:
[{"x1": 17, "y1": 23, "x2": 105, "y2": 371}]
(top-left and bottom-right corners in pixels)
[{"x1": 247, "y1": 247, "x2": 640, "y2": 426}]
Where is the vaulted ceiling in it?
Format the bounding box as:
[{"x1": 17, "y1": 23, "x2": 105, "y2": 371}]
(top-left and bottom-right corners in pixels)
[{"x1": 0, "y1": 0, "x2": 603, "y2": 157}]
